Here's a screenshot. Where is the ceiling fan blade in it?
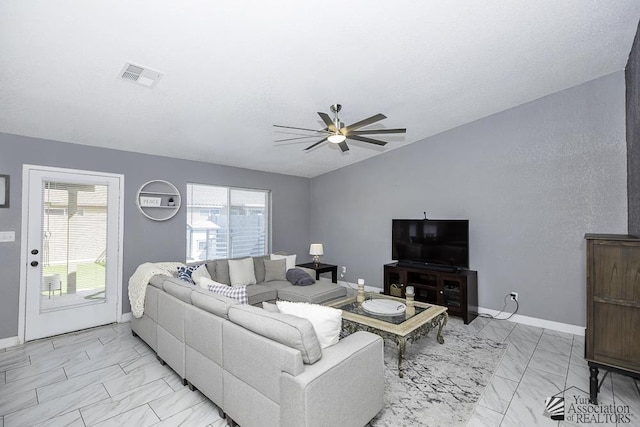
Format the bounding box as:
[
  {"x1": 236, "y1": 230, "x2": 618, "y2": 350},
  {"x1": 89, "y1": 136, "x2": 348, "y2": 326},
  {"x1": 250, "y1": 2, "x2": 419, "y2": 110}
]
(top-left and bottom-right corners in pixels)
[
  {"x1": 343, "y1": 113, "x2": 387, "y2": 132},
  {"x1": 273, "y1": 124, "x2": 330, "y2": 134},
  {"x1": 347, "y1": 134, "x2": 388, "y2": 146},
  {"x1": 317, "y1": 112, "x2": 337, "y2": 132},
  {"x1": 338, "y1": 141, "x2": 350, "y2": 152},
  {"x1": 349, "y1": 128, "x2": 406, "y2": 135},
  {"x1": 275, "y1": 135, "x2": 319, "y2": 142},
  {"x1": 304, "y1": 137, "x2": 328, "y2": 151}
]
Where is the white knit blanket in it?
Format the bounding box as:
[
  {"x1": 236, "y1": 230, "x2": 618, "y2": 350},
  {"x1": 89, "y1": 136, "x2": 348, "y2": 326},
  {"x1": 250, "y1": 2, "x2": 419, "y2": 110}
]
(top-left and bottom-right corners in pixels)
[{"x1": 128, "y1": 262, "x2": 185, "y2": 318}]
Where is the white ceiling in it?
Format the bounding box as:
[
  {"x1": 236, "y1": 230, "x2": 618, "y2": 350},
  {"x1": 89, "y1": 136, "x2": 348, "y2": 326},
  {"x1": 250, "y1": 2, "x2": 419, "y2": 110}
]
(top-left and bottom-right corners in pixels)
[{"x1": 1, "y1": 1, "x2": 639, "y2": 178}]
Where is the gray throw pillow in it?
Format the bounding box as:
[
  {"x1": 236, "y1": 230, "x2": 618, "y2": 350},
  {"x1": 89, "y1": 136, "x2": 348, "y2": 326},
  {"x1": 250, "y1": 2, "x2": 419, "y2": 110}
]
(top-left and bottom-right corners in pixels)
[
  {"x1": 214, "y1": 259, "x2": 230, "y2": 285},
  {"x1": 253, "y1": 255, "x2": 270, "y2": 283},
  {"x1": 264, "y1": 259, "x2": 286, "y2": 282},
  {"x1": 206, "y1": 261, "x2": 216, "y2": 281}
]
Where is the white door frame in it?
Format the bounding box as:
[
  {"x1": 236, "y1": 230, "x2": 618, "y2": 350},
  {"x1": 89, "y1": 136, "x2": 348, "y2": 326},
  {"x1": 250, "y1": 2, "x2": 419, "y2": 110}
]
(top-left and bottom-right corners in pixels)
[{"x1": 18, "y1": 165, "x2": 125, "y2": 343}]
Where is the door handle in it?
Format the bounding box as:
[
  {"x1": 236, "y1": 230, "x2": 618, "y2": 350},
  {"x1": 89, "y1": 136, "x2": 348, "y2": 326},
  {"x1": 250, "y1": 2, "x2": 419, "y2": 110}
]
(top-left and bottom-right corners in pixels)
[
  {"x1": 30, "y1": 261, "x2": 39, "y2": 267},
  {"x1": 31, "y1": 249, "x2": 39, "y2": 255}
]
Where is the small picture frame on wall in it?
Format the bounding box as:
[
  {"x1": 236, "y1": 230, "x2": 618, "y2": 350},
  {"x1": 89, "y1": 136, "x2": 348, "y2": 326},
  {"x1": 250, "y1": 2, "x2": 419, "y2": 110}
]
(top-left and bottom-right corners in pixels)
[{"x1": 0, "y1": 175, "x2": 8, "y2": 208}]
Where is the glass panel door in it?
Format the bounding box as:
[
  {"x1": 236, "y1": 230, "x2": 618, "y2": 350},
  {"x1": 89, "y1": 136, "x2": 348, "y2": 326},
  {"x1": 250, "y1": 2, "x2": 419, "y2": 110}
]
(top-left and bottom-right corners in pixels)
[{"x1": 24, "y1": 167, "x2": 123, "y2": 341}]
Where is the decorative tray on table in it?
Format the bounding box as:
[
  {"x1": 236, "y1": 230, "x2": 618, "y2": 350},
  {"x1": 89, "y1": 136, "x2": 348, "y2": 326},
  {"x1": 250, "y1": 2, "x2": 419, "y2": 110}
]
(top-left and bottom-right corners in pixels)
[{"x1": 361, "y1": 299, "x2": 407, "y2": 316}]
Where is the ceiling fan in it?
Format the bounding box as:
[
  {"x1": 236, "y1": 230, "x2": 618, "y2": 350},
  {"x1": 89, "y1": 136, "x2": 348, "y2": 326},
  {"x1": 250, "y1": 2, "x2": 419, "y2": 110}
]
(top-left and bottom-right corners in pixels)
[{"x1": 274, "y1": 104, "x2": 406, "y2": 152}]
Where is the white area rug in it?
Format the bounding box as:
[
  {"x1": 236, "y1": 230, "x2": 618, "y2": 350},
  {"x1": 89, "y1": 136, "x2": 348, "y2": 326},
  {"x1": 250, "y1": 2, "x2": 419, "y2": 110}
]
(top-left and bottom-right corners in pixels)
[{"x1": 371, "y1": 326, "x2": 507, "y2": 427}]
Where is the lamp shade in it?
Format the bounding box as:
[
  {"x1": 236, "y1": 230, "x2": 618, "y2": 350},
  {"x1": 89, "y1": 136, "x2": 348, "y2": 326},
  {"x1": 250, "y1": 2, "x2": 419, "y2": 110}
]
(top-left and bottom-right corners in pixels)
[{"x1": 309, "y1": 243, "x2": 324, "y2": 256}]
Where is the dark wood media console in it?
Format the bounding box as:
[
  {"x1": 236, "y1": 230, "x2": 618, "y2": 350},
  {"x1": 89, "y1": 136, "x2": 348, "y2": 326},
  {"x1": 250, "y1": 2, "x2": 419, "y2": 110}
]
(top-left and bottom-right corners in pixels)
[
  {"x1": 585, "y1": 234, "x2": 640, "y2": 405},
  {"x1": 383, "y1": 263, "x2": 478, "y2": 324}
]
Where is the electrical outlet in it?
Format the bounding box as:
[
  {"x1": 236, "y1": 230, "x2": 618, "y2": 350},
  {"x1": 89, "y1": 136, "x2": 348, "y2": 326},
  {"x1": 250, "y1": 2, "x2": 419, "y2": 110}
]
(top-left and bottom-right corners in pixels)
[
  {"x1": 510, "y1": 292, "x2": 519, "y2": 301},
  {"x1": 340, "y1": 266, "x2": 346, "y2": 279}
]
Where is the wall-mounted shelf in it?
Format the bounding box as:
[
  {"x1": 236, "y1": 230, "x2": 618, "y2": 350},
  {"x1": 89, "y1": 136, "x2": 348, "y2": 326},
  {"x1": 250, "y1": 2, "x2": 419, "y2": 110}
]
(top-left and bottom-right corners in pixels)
[{"x1": 136, "y1": 180, "x2": 181, "y2": 221}]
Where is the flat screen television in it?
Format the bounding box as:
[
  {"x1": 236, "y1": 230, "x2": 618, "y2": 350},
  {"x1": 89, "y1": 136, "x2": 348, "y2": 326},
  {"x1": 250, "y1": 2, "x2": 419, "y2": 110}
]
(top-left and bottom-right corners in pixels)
[{"x1": 392, "y1": 219, "x2": 469, "y2": 269}]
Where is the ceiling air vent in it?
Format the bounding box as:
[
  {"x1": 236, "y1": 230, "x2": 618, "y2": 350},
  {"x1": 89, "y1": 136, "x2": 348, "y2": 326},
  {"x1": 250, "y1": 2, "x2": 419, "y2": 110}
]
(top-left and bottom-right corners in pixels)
[{"x1": 119, "y1": 62, "x2": 163, "y2": 88}]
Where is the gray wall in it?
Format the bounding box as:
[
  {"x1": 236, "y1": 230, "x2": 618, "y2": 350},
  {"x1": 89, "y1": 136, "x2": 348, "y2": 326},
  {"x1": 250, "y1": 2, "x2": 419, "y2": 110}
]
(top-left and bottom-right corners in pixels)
[
  {"x1": 0, "y1": 134, "x2": 310, "y2": 339},
  {"x1": 310, "y1": 72, "x2": 627, "y2": 327},
  {"x1": 627, "y1": 21, "x2": 640, "y2": 236}
]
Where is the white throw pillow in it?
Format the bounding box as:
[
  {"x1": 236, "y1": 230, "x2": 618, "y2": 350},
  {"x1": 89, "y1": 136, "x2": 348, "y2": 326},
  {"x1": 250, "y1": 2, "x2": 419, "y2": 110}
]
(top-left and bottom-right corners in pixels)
[
  {"x1": 271, "y1": 253, "x2": 297, "y2": 271},
  {"x1": 197, "y1": 276, "x2": 229, "y2": 290},
  {"x1": 276, "y1": 301, "x2": 342, "y2": 349},
  {"x1": 228, "y1": 257, "x2": 257, "y2": 287},
  {"x1": 191, "y1": 264, "x2": 211, "y2": 286}
]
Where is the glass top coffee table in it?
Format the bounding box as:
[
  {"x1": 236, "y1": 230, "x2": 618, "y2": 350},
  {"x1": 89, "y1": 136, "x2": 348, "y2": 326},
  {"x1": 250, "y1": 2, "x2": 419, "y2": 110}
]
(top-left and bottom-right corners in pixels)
[{"x1": 326, "y1": 292, "x2": 448, "y2": 377}]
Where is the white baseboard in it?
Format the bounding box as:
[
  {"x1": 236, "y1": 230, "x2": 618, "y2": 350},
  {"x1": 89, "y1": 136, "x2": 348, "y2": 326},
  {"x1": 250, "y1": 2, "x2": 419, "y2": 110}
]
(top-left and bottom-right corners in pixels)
[
  {"x1": 334, "y1": 284, "x2": 584, "y2": 336},
  {"x1": 478, "y1": 307, "x2": 585, "y2": 336},
  {"x1": 120, "y1": 312, "x2": 133, "y2": 323},
  {"x1": 0, "y1": 336, "x2": 20, "y2": 350}
]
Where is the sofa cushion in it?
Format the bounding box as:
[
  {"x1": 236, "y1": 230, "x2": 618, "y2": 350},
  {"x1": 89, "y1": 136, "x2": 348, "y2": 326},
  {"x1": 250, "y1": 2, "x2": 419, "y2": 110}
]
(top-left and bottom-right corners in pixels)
[
  {"x1": 228, "y1": 257, "x2": 257, "y2": 286},
  {"x1": 276, "y1": 301, "x2": 342, "y2": 349},
  {"x1": 191, "y1": 287, "x2": 238, "y2": 318},
  {"x1": 264, "y1": 259, "x2": 286, "y2": 282},
  {"x1": 163, "y1": 278, "x2": 194, "y2": 303},
  {"x1": 260, "y1": 280, "x2": 292, "y2": 291},
  {"x1": 148, "y1": 274, "x2": 166, "y2": 289},
  {"x1": 212, "y1": 259, "x2": 230, "y2": 285},
  {"x1": 206, "y1": 261, "x2": 216, "y2": 280},
  {"x1": 277, "y1": 281, "x2": 347, "y2": 305},
  {"x1": 270, "y1": 253, "x2": 297, "y2": 271},
  {"x1": 246, "y1": 284, "x2": 278, "y2": 306},
  {"x1": 228, "y1": 305, "x2": 322, "y2": 364},
  {"x1": 253, "y1": 255, "x2": 270, "y2": 283}
]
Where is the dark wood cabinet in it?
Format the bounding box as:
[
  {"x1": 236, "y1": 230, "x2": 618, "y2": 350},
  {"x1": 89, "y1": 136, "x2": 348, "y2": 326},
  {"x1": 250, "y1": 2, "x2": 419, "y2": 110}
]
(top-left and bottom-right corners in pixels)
[
  {"x1": 585, "y1": 234, "x2": 640, "y2": 404},
  {"x1": 383, "y1": 263, "x2": 478, "y2": 324}
]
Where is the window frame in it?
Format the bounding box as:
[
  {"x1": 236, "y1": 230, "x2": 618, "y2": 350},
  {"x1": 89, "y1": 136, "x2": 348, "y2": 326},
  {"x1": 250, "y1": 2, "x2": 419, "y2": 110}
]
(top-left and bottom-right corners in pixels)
[{"x1": 186, "y1": 182, "x2": 271, "y2": 262}]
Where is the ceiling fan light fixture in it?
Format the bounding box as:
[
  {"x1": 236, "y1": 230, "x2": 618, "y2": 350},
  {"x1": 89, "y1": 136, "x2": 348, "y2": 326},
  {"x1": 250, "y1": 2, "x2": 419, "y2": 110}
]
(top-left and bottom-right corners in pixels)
[{"x1": 328, "y1": 133, "x2": 346, "y2": 144}]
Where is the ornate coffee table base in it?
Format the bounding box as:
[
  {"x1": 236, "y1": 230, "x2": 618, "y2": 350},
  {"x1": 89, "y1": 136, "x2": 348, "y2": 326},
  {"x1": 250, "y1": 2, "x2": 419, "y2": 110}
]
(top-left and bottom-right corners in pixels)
[{"x1": 341, "y1": 312, "x2": 448, "y2": 378}]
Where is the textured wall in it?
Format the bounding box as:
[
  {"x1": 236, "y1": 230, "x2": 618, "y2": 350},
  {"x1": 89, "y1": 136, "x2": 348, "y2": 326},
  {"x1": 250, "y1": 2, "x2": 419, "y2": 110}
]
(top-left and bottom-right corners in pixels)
[
  {"x1": 627, "y1": 21, "x2": 640, "y2": 236},
  {"x1": 310, "y1": 72, "x2": 627, "y2": 327},
  {"x1": 0, "y1": 134, "x2": 310, "y2": 339}
]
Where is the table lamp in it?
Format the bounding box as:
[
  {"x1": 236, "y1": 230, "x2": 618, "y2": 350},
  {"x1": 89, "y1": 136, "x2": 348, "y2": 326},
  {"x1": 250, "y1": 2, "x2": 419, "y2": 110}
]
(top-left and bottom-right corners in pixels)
[{"x1": 309, "y1": 243, "x2": 324, "y2": 265}]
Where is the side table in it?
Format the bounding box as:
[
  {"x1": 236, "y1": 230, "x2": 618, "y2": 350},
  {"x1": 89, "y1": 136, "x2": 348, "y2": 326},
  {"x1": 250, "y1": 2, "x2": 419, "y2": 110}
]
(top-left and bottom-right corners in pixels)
[{"x1": 296, "y1": 262, "x2": 338, "y2": 283}]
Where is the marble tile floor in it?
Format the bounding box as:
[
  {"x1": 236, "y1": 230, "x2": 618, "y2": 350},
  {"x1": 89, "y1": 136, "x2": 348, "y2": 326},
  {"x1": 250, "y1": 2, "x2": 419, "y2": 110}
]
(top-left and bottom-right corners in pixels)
[
  {"x1": 465, "y1": 316, "x2": 640, "y2": 427},
  {"x1": 0, "y1": 322, "x2": 228, "y2": 427},
  {"x1": 1, "y1": 318, "x2": 638, "y2": 427}
]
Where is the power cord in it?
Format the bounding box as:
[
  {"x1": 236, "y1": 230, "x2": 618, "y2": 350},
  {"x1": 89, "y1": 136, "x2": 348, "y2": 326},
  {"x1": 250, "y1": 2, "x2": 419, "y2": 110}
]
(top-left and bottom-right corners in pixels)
[
  {"x1": 339, "y1": 268, "x2": 358, "y2": 291},
  {"x1": 479, "y1": 294, "x2": 519, "y2": 320}
]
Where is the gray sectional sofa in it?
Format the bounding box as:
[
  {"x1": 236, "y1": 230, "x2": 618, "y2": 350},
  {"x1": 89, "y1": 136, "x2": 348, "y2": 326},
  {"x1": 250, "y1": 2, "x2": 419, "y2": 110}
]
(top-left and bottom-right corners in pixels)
[
  {"x1": 130, "y1": 257, "x2": 384, "y2": 427},
  {"x1": 197, "y1": 255, "x2": 348, "y2": 305}
]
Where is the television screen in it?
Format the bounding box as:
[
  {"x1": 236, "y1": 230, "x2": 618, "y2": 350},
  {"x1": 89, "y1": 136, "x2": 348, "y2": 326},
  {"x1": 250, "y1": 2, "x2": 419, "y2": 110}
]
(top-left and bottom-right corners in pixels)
[{"x1": 392, "y1": 219, "x2": 469, "y2": 268}]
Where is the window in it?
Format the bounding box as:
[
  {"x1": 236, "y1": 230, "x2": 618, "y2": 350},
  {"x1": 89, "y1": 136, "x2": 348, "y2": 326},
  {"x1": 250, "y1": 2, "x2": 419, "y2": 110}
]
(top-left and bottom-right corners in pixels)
[{"x1": 186, "y1": 183, "x2": 270, "y2": 262}]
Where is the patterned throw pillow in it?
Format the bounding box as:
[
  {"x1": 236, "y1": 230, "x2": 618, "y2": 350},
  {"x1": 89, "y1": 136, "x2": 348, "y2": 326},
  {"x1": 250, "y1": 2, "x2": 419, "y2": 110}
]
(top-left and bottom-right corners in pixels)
[
  {"x1": 177, "y1": 265, "x2": 199, "y2": 284},
  {"x1": 208, "y1": 283, "x2": 248, "y2": 305}
]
